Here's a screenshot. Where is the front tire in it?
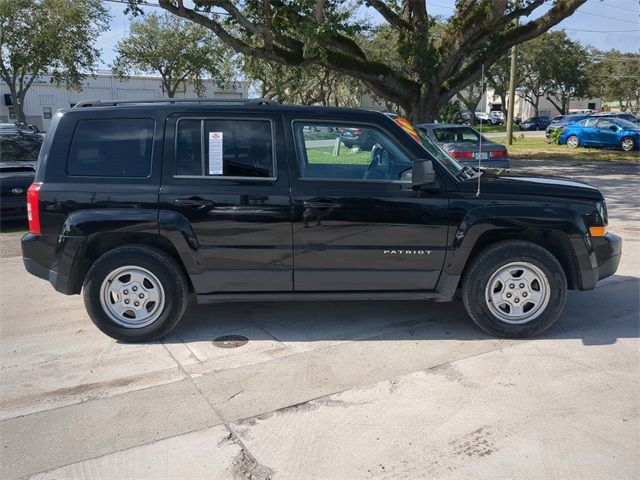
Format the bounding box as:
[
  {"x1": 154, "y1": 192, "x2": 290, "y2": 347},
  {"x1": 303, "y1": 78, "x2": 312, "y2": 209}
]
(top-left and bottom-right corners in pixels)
[
  {"x1": 620, "y1": 136, "x2": 635, "y2": 152},
  {"x1": 83, "y1": 245, "x2": 189, "y2": 342},
  {"x1": 461, "y1": 241, "x2": 567, "y2": 338},
  {"x1": 566, "y1": 135, "x2": 580, "y2": 148}
]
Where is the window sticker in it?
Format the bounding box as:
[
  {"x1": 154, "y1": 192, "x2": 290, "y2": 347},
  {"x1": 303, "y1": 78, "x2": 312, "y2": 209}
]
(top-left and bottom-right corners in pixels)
[{"x1": 208, "y1": 131, "x2": 223, "y2": 175}]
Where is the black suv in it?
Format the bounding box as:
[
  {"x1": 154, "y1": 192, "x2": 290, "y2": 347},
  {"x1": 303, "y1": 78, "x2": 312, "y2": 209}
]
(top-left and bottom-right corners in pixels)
[{"x1": 21, "y1": 99, "x2": 621, "y2": 341}]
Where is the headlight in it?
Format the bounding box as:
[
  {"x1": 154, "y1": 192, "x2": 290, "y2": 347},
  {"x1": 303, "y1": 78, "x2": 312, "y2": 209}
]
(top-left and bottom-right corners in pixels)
[
  {"x1": 597, "y1": 200, "x2": 608, "y2": 225},
  {"x1": 588, "y1": 201, "x2": 608, "y2": 237}
]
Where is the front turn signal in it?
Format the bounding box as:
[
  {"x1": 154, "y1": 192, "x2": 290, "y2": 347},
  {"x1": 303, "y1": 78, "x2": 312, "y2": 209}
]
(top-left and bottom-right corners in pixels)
[{"x1": 589, "y1": 226, "x2": 607, "y2": 237}]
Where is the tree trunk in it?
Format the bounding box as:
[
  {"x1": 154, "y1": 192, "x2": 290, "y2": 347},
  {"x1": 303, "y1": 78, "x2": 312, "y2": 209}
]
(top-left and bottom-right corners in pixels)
[
  {"x1": 6, "y1": 83, "x2": 26, "y2": 123},
  {"x1": 499, "y1": 93, "x2": 508, "y2": 117},
  {"x1": 404, "y1": 94, "x2": 442, "y2": 123}
]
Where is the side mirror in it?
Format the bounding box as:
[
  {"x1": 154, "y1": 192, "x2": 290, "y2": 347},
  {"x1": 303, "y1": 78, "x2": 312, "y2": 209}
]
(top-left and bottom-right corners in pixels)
[{"x1": 411, "y1": 159, "x2": 439, "y2": 190}]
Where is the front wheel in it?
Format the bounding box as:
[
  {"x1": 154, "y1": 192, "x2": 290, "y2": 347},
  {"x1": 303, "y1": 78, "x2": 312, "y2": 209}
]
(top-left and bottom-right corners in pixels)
[
  {"x1": 620, "y1": 136, "x2": 635, "y2": 152},
  {"x1": 83, "y1": 245, "x2": 189, "y2": 342},
  {"x1": 461, "y1": 241, "x2": 567, "y2": 338},
  {"x1": 566, "y1": 135, "x2": 580, "y2": 148}
]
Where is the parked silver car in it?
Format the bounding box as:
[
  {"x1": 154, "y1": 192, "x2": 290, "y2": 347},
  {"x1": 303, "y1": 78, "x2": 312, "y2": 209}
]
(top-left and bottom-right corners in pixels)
[{"x1": 417, "y1": 123, "x2": 510, "y2": 168}]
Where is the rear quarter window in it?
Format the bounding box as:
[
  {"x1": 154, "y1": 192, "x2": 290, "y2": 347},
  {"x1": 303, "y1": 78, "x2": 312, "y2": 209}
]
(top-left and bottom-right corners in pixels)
[{"x1": 67, "y1": 119, "x2": 154, "y2": 177}]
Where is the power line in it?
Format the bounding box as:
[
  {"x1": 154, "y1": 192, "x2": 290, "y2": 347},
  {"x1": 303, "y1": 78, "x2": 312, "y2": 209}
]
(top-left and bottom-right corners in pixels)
[
  {"x1": 561, "y1": 27, "x2": 640, "y2": 33},
  {"x1": 573, "y1": 9, "x2": 640, "y2": 25},
  {"x1": 103, "y1": 0, "x2": 231, "y2": 15},
  {"x1": 595, "y1": 0, "x2": 640, "y2": 13}
]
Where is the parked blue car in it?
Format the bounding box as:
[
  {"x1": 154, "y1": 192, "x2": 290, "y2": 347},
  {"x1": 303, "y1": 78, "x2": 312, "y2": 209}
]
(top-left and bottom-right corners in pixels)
[{"x1": 560, "y1": 117, "x2": 640, "y2": 152}]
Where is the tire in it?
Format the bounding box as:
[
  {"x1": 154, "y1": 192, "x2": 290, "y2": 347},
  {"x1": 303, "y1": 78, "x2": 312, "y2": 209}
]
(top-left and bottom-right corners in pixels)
[
  {"x1": 620, "y1": 136, "x2": 635, "y2": 152},
  {"x1": 342, "y1": 141, "x2": 354, "y2": 149},
  {"x1": 566, "y1": 135, "x2": 580, "y2": 148},
  {"x1": 83, "y1": 245, "x2": 189, "y2": 342},
  {"x1": 461, "y1": 240, "x2": 567, "y2": 338}
]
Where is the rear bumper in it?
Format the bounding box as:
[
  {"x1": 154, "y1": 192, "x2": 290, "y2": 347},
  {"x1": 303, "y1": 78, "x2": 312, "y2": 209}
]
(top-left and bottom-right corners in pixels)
[
  {"x1": 575, "y1": 232, "x2": 622, "y2": 290},
  {"x1": 23, "y1": 257, "x2": 72, "y2": 294},
  {"x1": 21, "y1": 233, "x2": 86, "y2": 295}
]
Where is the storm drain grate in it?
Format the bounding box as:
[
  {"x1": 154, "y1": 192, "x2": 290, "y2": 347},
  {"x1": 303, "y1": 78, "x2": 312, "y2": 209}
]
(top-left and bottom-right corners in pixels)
[{"x1": 212, "y1": 335, "x2": 249, "y2": 348}]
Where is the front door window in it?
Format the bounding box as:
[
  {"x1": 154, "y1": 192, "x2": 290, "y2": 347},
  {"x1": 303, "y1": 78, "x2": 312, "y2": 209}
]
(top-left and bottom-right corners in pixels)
[{"x1": 293, "y1": 122, "x2": 412, "y2": 182}]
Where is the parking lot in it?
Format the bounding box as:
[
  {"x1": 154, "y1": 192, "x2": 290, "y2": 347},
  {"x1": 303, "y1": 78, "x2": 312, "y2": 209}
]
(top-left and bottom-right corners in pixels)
[{"x1": 1, "y1": 159, "x2": 638, "y2": 480}]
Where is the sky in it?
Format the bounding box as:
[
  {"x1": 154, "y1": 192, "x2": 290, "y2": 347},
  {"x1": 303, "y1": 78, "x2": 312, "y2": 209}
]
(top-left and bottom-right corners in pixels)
[{"x1": 97, "y1": 0, "x2": 640, "y2": 69}]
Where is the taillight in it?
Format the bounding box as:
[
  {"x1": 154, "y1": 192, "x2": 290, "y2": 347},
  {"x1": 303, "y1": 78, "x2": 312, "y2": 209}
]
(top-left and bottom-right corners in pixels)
[
  {"x1": 352, "y1": 128, "x2": 363, "y2": 135},
  {"x1": 490, "y1": 150, "x2": 508, "y2": 158},
  {"x1": 27, "y1": 183, "x2": 42, "y2": 234},
  {"x1": 449, "y1": 151, "x2": 474, "y2": 159}
]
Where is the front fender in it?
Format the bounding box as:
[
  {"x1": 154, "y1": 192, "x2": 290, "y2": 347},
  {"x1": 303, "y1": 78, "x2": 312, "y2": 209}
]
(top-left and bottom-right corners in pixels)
[{"x1": 444, "y1": 204, "x2": 587, "y2": 276}]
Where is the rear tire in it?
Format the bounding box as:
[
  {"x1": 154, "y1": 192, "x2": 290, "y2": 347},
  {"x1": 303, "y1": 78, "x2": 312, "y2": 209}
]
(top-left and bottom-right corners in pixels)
[
  {"x1": 461, "y1": 241, "x2": 567, "y2": 338},
  {"x1": 566, "y1": 135, "x2": 580, "y2": 148},
  {"x1": 620, "y1": 136, "x2": 635, "y2": 152},
  {"x1": 83, "y1": 245, "x2": 188, "y2": 342}
]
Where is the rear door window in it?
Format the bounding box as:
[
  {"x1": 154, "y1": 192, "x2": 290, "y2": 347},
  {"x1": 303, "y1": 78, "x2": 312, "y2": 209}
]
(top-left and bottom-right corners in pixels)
[
  {"x1": 67, "y1": 119, "x2": 154, "y2": 177},
  {"x1": 174, "y1": 119, "x2": 275, "y2": 179}
]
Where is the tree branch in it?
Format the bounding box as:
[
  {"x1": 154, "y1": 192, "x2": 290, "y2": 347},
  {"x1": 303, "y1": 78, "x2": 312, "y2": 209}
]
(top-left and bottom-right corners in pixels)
[{"x1": 367, "y1": 1, "x2": 410, "y2": 30}]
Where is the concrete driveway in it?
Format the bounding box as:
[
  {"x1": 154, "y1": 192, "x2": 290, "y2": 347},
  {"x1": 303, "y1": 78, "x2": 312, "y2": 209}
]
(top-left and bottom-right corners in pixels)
[{"x1": 1, "y1": 160, "x2": 638, "y2": 480}]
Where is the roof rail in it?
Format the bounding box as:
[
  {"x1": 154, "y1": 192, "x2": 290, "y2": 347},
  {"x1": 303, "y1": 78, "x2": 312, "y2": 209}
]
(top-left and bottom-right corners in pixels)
[{"x1": 72, "y1": 98, "x2": 278, "y2": 108}]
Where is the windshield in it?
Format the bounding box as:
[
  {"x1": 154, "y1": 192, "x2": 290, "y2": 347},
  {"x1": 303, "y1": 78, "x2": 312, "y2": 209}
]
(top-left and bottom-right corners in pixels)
[
  {"x1": 415, "y1": 128, "x2": 465, "y2": 174},
  {"x1": 433, "y1": 126, "x2": 481, "y2": 143},
  {"x1": 393, "y1": 117, "x2": 464, "y2": 175},
  {"x1": 0, "y1": 135, "x2": 43, "y2": 162},
  {"x1": 560, "y1": 115, "x2": 585, "y2": 124}
]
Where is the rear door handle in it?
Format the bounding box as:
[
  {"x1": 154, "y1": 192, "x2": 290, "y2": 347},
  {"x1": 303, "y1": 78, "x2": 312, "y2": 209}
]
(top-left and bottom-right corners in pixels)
[{"x1": 174, "y1": 198, "x2": 213, "y2": 208}]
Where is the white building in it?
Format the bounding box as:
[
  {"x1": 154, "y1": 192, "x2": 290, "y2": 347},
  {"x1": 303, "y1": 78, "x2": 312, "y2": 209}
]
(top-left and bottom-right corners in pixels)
[
  {"x1": 361, "y1": 90, "x2": 602, "y2": 120},
  {"x1": 1, "y1": 71, "x2": 249, "y2": 131},
  {"x1": 479, "y1": 91, "x2": 602, "y2": 119}
]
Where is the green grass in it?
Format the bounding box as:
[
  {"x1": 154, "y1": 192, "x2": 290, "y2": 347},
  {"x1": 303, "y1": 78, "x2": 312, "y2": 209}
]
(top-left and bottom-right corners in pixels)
[
  {"x1": 476, "y1": 124, "x2": 508, "y2": 133},
  {"x1": 498, "y1": 136, "x2": 640, "y2": 162},
  {"x1": 302, "y1": 131, "x2": 338, "y2": 140},
  {"x1": 305, "y1": 146, "x2": 371, "y2": 165}
]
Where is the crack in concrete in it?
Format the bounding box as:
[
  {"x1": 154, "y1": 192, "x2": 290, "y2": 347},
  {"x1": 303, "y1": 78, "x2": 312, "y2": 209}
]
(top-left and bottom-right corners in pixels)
[{"x1": 232, "y1": 447, "x2": 274, "y2": 480}]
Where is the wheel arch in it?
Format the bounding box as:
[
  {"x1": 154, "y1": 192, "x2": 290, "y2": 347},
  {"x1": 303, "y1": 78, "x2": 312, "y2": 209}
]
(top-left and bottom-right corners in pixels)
[
  {"x1": 72, "y1": 233, "x2": 194, "y2": 295},
  {"x1": 460, "y1": 228, "x2": 580, "y2": 290}
]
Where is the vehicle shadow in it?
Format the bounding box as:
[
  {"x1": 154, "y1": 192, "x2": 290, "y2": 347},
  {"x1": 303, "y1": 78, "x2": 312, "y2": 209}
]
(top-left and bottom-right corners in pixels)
[{"x1": 163, "y1": 274, "x2": 639, "y2": 348}]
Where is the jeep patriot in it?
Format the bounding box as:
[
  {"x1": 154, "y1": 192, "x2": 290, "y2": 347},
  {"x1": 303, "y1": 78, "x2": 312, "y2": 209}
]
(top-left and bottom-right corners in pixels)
[{"x1": 21, "y1": 99, "x2": 622, "y2": 341}]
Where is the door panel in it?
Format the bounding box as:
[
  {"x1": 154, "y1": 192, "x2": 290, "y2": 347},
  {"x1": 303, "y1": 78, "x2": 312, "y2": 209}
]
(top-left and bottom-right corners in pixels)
[
  {"x1": 594, "y1": 120, "x2": 619, "y2": 146},
  {"x1": 160, "y1": 115, "x2": 293, "y2": 294},
  {"x1": 289, "y1": 120, "x2": 449, "y2": 292}
]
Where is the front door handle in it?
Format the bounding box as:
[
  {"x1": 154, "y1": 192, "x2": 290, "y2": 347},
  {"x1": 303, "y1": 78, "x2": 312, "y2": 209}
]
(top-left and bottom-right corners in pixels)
[{"x1": 174, "y1": 198, "x2": 213, "y2": 208}]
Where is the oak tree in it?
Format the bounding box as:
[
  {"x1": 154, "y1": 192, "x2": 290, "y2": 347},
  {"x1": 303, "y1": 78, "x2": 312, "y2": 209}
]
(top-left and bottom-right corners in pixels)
[{"x1": 126, "y1": 0, "x2": 587, "y2": 122}]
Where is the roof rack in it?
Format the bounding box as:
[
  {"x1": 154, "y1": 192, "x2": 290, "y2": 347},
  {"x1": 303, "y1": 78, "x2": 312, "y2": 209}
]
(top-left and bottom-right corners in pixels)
[{"x1": 72, "y1": 98, "x2": 278, "y2": 108}]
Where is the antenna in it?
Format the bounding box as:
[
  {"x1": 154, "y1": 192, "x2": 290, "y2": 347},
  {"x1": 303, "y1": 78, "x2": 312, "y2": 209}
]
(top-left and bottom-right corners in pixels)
[{"x1": 476, "y1": 63, "x2": 485, "y2": 198}]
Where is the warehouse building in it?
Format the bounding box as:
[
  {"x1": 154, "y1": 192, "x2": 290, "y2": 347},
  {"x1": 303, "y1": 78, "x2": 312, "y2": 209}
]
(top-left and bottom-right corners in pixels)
[{"x1": 1, "y1": 71, "x2": 249, "y2": 131}]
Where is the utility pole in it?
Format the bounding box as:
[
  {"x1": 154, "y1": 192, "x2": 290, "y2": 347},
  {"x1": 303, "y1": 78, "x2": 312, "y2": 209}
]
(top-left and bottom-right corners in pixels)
[{"x1": 505, "y1": 6, "x2": 519, "y2": 145}]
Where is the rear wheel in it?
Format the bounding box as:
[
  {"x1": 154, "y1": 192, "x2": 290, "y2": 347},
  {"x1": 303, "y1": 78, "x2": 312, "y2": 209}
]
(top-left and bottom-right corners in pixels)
[
  {"x1": 566, "y1": 135, "x2": 580, "y2": 148},
  {"x1": 83, "y1": 245, "x2": 188, "y2": 342},
  {"x1": 461, "y1": 241, "x2": 567, "y2": 338},
  {"x1": 620, "y1": 136, "x2": 635, "y2": 152}
]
